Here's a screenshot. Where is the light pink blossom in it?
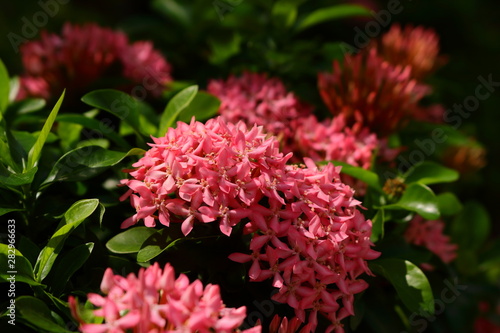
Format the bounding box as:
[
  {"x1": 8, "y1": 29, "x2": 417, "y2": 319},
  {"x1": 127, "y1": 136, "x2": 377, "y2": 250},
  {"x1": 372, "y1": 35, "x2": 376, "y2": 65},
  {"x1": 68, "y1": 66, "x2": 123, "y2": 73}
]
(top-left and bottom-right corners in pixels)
[
  {"x1": 120, "y1": 117, "x2": 292, "y2": 236},
  {"x1": 69, "y1": 262, "x2": 259, "y2": 333},
  {"x1": 207, "y1": 72, "x2": 312, "y2": 147},
  {"x1": 230, "y1": 159, "x2": 380, "y2": 332}
]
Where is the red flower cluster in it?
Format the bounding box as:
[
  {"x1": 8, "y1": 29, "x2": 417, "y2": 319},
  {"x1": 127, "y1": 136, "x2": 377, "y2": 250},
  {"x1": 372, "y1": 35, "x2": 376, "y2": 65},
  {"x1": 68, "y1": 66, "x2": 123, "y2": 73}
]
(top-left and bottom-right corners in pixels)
[
  {"x1": 375, "y1": 24, "x2": 443, "y2": 80},
  {"x1": 319, "y1": 24, "x2": 446, "y2": 135},
  {"x1": 17, "y1": 23, "x2": 172, "y2": 100},
  {"x1": 318, "y1": 48, "x2": 430, "y2": 136},
  {"x1": 69, "y1": 263, "x2": 259, "y2": 333}
]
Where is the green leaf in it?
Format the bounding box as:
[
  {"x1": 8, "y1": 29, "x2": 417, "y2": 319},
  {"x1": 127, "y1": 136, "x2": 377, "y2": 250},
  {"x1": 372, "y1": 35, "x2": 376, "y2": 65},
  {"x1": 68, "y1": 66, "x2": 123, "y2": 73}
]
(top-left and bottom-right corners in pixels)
[
  {"x1": 330, "y1": 160, "x2": 382, "y2": 192},
  {"x1": 272, "y1": 0, "x2": 299, "y2": 28},
  {"x1": 41, "y1": 147, "x2": 144, "y2": 187},
  {"x1": 158, "y1": 85, "x2": 198, "y2": 136},
  {"x1": 451, "y1": 201, "x2": 490, "y2": 252},
  {"x1": 9, "y1": 76, "x2": 19, "y2": 103},
  {"x1": 34, "y1": 199, "x2": 99, "y2": 282},
  {"x1": 0, "y1": 244, "x2": 42, "y2": 286},
  {"x1": 0, "y1": 207, "x2": 24, "y2": 216},
  {"x1": 18, "y1": 236, "x2": 40, "y2": 266},
  {"x1": 15, "y1": 296, "x2": 71, "y2": 333},
  {"x1": 81, "y1": 89, "x2": 145, "y2": 138},
  {"x1": 436, "y1": 192, "x2": 463, "y2": 216},
  {"x1": 136, "y1": 228, "x2": 183, "y2": 262},
  {"x1": 26, "y1": 90, "x2": 65, "y2": 170},
  {"x1": 0, "y1": 164, "x2": 37, "y2": 187},
  {"x1": 296, "y1": 5, "x2": 371, "y2": 32},
  {"x1": 0, "y1": 59, "x2": 9, "y2": 115},
  {"x1": 371, "y1": 259, "x2": 434, "y2": 315},
  {"x1": 4, "y1": 98, "x2": 46, "y2": 123},
  {"x1": 371, "y1": 209, "x2": 385, "y2": 242},
  {"x1": 56, "y1": 113, "x2": 130, "y2": 148},
  {"x1": 106, "y1": 227, "x2": 157, "y2": 254},
  {"x1": 50, "y1": 242, "x2": 94, "y2": 296},
  {"x1": 382, "y1": 183, "x2": 440, "y2": 220},
  {"x1": 208, "y1": 32, "x2": 242, "y2": 65},
  {"x1": 404, "y1": 161, "x2": 459, "y2": 185},
  {"x1": 177, "y1": 92, "x2": 221, "y2": 123},
  {"x1": 151, "y1": 0, "x2": 191, "y2": 27}
]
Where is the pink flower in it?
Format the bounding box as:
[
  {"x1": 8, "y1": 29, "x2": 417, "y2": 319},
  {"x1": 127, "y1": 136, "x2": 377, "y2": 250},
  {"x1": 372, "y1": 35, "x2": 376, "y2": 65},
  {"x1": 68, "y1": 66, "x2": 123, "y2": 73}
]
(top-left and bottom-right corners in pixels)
[
  {"x1": 69, "y1": 263, "x2": 259, "y2": 333},
  {"x1": 121, "y1": 41, "x2": 172, "y2": 96},
  {"x1": 404, "y1": 215, "x2": 458, "y2": 264},
  {"x1": 290, "y1": 114, "x2": 378, "y2": 169},
  {"x1": 374, "y1": 24, "x2": 445, "y2": 80},
  {"x1": 318, "y1": 48, "x2": 430, "y2": 136},
  {"x1": 207, "y1": 72, "x2": 312, "y2": 147},
  {"x1": 120, "y1": 117, "x2": 292, "y2": 236},
  {"x1": 17, "y1": 22, "x2": 172, "y2": 101},
  {"x1": 230, "y1": 160, "x2": 380, "y2": 332}
]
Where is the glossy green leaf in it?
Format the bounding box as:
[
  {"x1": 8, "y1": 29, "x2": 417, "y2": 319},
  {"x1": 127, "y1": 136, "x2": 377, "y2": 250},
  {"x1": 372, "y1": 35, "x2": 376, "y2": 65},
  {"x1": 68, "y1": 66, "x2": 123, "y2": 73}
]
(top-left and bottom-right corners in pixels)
[
  {"x1": 177, "y1": 91, "x2": 221, "y2": 123},
  {"x1": 15, "y1": 296, "x2": 71, "y2": 333},
  {"x1": 34, "y1": 199, "x2": 99, "y2": 282},
  {"x1": 371, "y1": 259, "x2": 434, "y2": 315},
  {"x1": 404, "y1": 161, "x2": 459, "y2": 185},
  {"x1": 0, "y1": 59, "x2": 9, "y2": 115},
  {"x1": 136, "y1": 228, "x2": 182, "y2": 262},
  {"x1": 331, "y1": 160, "x2": 382, "y2": 192},
  {"x1": 158, "y1": 85, "x2": 198, "y2": 136},
  {"x1": 0, "y1": 164, "x2": 37, "y2": 186},
  {"x1": 26, "y1": 90, "x2": 65, "y2": 170},
  {"x1": 382, "y1": 183, "x2": 440, "y2": 220},
  {"x1": 41, "y1": 147, "x2": 144, "y2": 187},
  {"x1": 0, "y1": 244, "x2": 42, "y2": 286},
  {"x1": 50, "y1": 242, "x2": 94, "y2": 296},
  {"x1": 452, "y1": 201, "x2": 490, "y2": 252},
  {"x1": 106, "y1": 227, "x2": 157, "y2": 254},
  {"x1": 56, "y1": 113, "x2": 129, "y2": 148},
  {"x1": 296, "y1": 5, "x2": 371, "y2": 32},
  {"x1": 437, "y1": 192, "x2": 463, "y2": 216},
  {"x1": 81, "y1": 89, "x2": 145, "y2": 138}
]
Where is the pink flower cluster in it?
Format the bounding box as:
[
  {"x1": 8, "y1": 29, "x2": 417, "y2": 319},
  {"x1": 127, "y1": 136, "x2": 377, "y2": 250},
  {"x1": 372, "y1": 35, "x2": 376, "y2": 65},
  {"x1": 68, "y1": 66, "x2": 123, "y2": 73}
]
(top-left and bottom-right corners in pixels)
[
  {"x1": 69, "y1": 262, "x2": 258, "y2": 333},
  {"x1": 121, "y1": 117, "x2": 380, "y2": 330},
  {"x1": 207, "y1": 72, "x2": 312, "y2": 147},
  {"x1": 208, "y1": 71, "x2": 382, "y2": 183},
  {"x1": 120, "y1": 116, "x2": 292, "y2": 236},
  {"x1": 230, "y1": 159, "x2": 380, "y2": 332},
  {"x1": 17, "y1": 23, "x2": 172, "y2": 100},
  {"x1": 290, "y1": 114, "x2": 378, "y2": 168},
  {"x1": 404, "y1": 215, "x2": 458, "y2": 264}
]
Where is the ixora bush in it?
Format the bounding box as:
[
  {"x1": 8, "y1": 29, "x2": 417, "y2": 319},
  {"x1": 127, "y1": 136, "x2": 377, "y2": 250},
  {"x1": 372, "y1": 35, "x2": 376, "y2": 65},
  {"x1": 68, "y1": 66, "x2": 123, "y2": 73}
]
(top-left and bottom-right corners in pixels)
[{"x1": 0, "y1": 2, "x2": 498, "y2": 333}]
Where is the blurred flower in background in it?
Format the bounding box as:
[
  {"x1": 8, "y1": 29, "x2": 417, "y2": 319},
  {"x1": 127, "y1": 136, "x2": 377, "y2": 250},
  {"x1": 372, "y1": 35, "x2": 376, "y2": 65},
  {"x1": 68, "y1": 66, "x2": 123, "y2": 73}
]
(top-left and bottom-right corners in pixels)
[{"x1": 17, "y1": 22, "x2": 172, "y2": 102}]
